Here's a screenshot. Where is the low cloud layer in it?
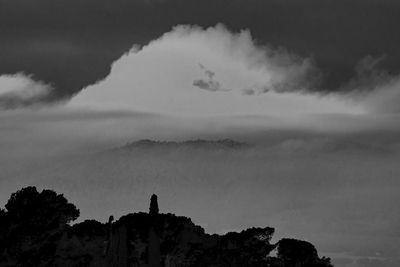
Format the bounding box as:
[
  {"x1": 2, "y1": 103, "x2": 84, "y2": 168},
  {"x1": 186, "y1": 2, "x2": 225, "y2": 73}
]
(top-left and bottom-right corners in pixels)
[{"x1": 338, "y1": 56, "x2": 400, "y2": 114}]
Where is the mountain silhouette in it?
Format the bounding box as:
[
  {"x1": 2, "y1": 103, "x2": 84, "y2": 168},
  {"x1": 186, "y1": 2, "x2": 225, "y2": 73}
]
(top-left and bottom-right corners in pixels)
[
  {"x1": 0, "y1": 187, "x2": 333, "y2": 267},
  {"x1": 118, "y1": 139, "x2": 251, "y2": 151}
]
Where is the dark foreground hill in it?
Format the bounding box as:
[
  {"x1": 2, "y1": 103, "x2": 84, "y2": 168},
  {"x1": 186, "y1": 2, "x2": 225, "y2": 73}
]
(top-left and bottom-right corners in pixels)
[{"x1": 0, "y1": 187, "x2": 333, "y2": 267}]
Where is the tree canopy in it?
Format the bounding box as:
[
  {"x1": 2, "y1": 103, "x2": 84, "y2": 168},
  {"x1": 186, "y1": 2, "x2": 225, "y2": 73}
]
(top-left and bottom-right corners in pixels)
[
  {"x1": 4, "y1": 186, "x2": 79, "y2": 231},
  {"x1": 0, "y1": 187, "x2": 333, "y2": 267}
]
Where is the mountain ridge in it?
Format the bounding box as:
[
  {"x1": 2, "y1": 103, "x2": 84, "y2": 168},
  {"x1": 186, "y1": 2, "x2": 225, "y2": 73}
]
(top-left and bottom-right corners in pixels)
[{"x1": 117, "y1": 139, "x2": 251, "y2": 151}]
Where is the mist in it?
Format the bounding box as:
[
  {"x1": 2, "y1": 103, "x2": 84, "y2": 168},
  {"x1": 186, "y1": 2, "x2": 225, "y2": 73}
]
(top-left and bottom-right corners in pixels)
[{"x1": 1, "y1": 108, "x2": 400, "y2": 267}]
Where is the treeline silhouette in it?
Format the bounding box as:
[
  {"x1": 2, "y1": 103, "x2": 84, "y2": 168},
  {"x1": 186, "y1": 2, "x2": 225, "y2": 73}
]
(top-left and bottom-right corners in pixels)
[{"x1": 0, "y1": 187, "x2": 333, "y2": 267}]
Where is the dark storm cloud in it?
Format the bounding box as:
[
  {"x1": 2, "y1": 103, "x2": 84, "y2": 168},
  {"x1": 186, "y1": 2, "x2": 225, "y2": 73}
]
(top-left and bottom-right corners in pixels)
[{"x1": 1, "y1": 0, "x2": 400, "y2": 107}]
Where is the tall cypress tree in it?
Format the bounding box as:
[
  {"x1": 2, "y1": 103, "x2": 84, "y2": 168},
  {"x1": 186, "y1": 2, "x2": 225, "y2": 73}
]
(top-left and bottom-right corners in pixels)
[{"x1": 149, "y1": 194, "x2": 159, "y2": 215}]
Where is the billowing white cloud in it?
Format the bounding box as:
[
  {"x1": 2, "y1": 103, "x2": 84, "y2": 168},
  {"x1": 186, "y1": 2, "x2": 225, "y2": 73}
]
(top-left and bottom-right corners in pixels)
[
  {"x1": 70, "y1": 24, "x2": 361, "y2": 116},
  {"x1": 0, "y1": 73, "x2": 53, "y2": 108}
]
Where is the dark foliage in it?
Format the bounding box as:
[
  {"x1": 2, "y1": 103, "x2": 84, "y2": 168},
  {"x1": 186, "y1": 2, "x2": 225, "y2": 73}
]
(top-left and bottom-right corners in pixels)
[
  {"x1": 0, "y1": 187, "x2": 80, "y2": 266},
  {"x1": 5, "y1": 186, "x2": 79, "y2": 230},
  {"x1": 72, "y1": 220, "x2": 106, "y2": 237},
  {"x1": 0, "y1": 187, "x2": 333, "y2": 267},
  {"x1": 277, "y1": 238, "x2": 334, "y2": 267}
]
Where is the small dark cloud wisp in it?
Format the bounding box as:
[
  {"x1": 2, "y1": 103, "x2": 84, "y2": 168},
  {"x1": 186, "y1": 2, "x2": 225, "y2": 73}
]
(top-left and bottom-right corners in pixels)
[{"x1": 193, "y1": 64, "x2": 231, "y2": 92}]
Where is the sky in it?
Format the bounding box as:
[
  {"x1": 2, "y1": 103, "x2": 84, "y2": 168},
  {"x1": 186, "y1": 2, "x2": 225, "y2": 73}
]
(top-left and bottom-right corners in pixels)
[{"x1": 1, "y1": 1, "x2": 400, "y2": 266}]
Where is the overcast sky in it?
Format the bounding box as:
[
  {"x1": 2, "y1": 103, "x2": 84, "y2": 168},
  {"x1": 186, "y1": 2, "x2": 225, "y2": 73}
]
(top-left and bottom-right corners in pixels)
[{"x1": 1, "y1": 1, "x2": 400, "y2": 266}]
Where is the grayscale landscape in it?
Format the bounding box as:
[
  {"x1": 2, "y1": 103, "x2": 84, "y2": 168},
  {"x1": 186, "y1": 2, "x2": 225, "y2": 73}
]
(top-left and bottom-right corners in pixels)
[{"x1": 1, "y1": 1, "x2": 400, "y2": 266}]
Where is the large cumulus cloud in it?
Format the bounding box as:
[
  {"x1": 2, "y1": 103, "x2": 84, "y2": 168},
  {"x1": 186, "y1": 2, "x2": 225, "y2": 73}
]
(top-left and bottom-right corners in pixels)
[
  {"x1": 70, "y1": 24, "x2": 358, "y2": 116},
  {"x1": 1, "y1": 0, "x2": 400, "y2": 108}
]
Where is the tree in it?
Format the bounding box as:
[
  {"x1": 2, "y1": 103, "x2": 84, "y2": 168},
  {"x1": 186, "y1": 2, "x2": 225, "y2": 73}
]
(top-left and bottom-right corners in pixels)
[
  {"x1": 150, "y1": 194, "x2": 159, "y2": 215},
  {"x1": 277, "y1": 238, "x2": 333, "y2": 267},
  {"x1": 191, "y1": 227, "x2": 276, "y2": 267},
  {"x1": 5, "y1": 186, "x2": 79, "y2": 231},
  {"x1": 1, "y1": 187, "x2": 80, "y2": 265}
]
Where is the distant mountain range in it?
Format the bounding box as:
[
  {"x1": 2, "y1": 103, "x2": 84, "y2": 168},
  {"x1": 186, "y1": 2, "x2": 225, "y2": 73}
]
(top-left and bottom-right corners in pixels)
[{"x1": 117, "y1": 139, "x2": 251, "y2": 151}]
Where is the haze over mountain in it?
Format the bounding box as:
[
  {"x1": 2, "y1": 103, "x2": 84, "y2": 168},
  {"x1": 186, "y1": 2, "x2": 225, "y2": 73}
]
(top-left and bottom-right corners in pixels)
[{"x1": 1, "y1": 128, "x2": 400, "y2": 266}]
